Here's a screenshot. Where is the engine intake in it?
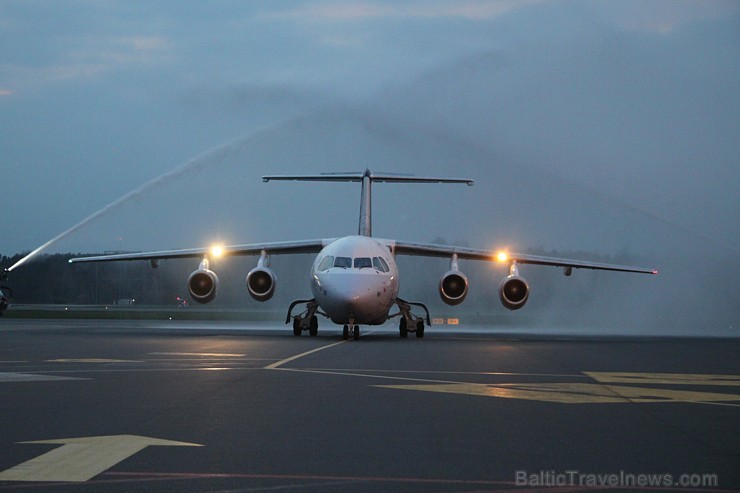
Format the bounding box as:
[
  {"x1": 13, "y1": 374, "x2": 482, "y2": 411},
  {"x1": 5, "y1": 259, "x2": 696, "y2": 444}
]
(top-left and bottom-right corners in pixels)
[
  {"x1": 188, "y1": 268, "x2": 219, "y2": 304},
  {"x1": 247, "y1": 267, "x2": 276, "y2": 302},
  {"x1": 499, "y1": 275, "x2": 529, "y2": 310},
  {"x1": 439, "y1": 270, "x2": 469, "y2": 306}
]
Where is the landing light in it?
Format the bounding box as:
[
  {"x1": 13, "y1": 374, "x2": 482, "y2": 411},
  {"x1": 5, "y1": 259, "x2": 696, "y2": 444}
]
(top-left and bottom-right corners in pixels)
[
  {"x1": 210, "y1": 245, "x2": 225, "y2": 258},
  {"x1": 496, "y1": 251, "x2": 508, "y2": 263}
]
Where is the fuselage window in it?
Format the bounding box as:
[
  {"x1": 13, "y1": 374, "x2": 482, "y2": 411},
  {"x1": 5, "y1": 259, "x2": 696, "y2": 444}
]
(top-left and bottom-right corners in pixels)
[
  {"x1": 354, "y1": 257, "x2": 372, "y2": 269},
  {"x1": 334, "y1": 257, "x2": 352, "y2": 269},
  {"x1": 318, "y1": 256, "x2": 334, "y2": 271}
]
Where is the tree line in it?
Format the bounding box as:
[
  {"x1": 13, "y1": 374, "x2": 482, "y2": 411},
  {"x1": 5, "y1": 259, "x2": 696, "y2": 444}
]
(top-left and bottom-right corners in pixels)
[{"x1": 1, "y1": 247, "x2": 643, "y2": 314}]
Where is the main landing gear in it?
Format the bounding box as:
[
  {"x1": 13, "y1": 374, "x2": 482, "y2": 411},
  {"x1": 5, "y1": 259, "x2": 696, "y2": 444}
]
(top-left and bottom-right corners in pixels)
[
  {"x1": 394, "y1": 297, "x2": 430, "y2": 339},
  {"x1": 399, "y1": 318, "x2": 425, "y2": 338},
  {"x1": 293, "y1": 315, "x2": 318, "y2": 336},
  {"x1": 286, "y1": 298, "x2": 320, "y2": 336}
]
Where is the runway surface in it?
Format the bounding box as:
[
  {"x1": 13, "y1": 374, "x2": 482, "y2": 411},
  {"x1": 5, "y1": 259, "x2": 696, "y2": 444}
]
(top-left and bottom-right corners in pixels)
[{"x1": 0, "y1": 319, "x2": 738, "y2": 492}]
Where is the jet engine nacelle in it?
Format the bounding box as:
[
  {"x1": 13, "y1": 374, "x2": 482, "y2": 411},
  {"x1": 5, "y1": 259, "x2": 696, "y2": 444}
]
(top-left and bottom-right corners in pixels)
[
  {"x1": 246, "y1": 267, "x2": 276, "y2": 302},
  {"x1": 499, "y1": 275, "x2": 529, "y2": 310},
  {"x1": 188, "y1": 268, "x2": 219, "y2": 304},
  {"x1": 439, "y1": 270, "x2": 469, "y2": 306}
]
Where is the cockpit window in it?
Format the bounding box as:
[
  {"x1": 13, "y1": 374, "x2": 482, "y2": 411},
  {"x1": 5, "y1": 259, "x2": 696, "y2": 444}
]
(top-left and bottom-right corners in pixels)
[
  {"x1": 372, "y1": 257, "x2": 389, "y2": 272},
  {"x1": 354, "y1": 257, "x2": 372, "y2": 269},
  {"x1": 323, "y1": 256, "x2": 390, "y2": 271},
  {"x1": 318, "y1": 256, "x2": 334, "y2": 271},
  {"x1": 334, "y1": 257, "x2": 352, "y2": 269}
]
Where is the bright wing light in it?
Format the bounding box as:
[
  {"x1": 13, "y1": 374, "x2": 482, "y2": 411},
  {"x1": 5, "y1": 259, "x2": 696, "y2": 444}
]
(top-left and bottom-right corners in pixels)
[
  {"x1": 496, "y1": 251, "x2": 508, "y2": 263},
  {"x1": 210, "y1": 245, "x2": 225, "y2": 258}
]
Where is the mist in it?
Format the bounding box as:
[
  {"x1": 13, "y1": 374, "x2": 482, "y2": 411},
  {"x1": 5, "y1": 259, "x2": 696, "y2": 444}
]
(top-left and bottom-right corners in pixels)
[{"x1": 2, "y1": 2, "x2": 737, "y2": 336}]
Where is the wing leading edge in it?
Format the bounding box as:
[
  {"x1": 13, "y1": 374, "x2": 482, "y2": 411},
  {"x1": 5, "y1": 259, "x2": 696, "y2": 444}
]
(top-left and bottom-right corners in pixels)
[
  {"x1": 70, "y1": 237, "x2": 657, "y2": 275},
  {"x1": 68, "y1": 239, "x2": 330, "y2": 264},
  {"x1": 383, "y1": 240, "x2": 657, "y2": 275}
]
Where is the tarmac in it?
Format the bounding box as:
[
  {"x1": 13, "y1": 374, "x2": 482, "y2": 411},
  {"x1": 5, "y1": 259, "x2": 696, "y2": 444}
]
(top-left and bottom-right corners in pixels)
[{"x1": 0, "y1": 319, "x2": 738, "y2": 492}]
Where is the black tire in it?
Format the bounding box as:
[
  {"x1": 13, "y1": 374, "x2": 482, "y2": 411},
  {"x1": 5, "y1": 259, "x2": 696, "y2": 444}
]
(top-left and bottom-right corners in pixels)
[
  {"x1": 309, "y1": 315, "x2": 318, "y2": 336},
  {"x1": 293, "y1": 317, "x2": 301, "y2": 336},
  {"x1": 342, "y1": 325, "x2": 349, "y2": 340},
  {"x1": 353, "y1": 325, "x2": 360, "y2": 340},
  {"x1": 415, "y1": 320, "x2": 425, "y2": 338},
  {"x1": 399, "y1": 318, "x2": 408, "y2": 338}
]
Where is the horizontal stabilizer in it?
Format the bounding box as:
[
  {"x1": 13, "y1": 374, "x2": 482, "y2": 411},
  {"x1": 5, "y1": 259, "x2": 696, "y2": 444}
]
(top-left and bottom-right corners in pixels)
[
  {"x1": 263, "y1": 170, "x2": 473, "y2": 186},
  {"x1": 264, "y1": 169, "x2": 473, "y2": 236}
]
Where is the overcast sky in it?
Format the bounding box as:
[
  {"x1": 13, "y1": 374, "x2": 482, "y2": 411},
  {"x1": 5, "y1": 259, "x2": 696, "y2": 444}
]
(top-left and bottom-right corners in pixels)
[
  {"x1": 1, "y1": 0, "x2": 737, "y2": 254},
  {"x1": 1, "y1": 1, "x2": 739, "y2": 332}
]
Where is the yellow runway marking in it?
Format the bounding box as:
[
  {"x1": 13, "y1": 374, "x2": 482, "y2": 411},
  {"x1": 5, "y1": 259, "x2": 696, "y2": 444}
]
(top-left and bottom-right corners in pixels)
[
  {"x1": 0, "y1": 435, "x2": 202, "y2": 482},
  {"x1": 586, "y1": 372, "x2": 740, "y2": 386},
  {"x1": 0, "y1": 372, "x2": 88, "y2": 383},
  {"x1": 376, "y1": 382, "x2": 740, "y2": 405}
]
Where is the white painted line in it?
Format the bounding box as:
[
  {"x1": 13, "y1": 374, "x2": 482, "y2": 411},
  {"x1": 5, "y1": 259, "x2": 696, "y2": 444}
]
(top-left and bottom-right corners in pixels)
[
  {"x1": 148, "y1": 352, "x2": 246, "y2": 358},
  {"x1": 298, "y1": 368, "x2": 587, "y2": 378},
  {"x1": 277, "y1": 367, "x2": 469, "y2": 385},
  {"x1": 46, "y1": 359, "x2": 140, "y2": 363},
  {"x1": 264, "y1": 341, "x2": 346, "y2": 370},
  {"x1": 693, "y1": 401, "x2": 740, "y2": 408}
]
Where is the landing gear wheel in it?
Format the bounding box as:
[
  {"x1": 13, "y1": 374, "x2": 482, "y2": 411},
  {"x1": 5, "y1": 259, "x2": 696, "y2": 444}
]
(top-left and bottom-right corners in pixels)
[
  {"x1": 342, "y1": 325, "x2": 349, "y2": 340},
  {"x1": 292, "y1": 317, "x2": 301, "y2": 336},
  {"x1": 309, "y1": 315, "x2": 318, "y2": 336},
  {"x1": 415, "y1": 320, "x2": 425, "y2": 338},
  {"x1": 353, "y1": 325, "x2": 360, "y2": 340},
  {"x1": 399, "y1": 318, "x2": 408, "y2": 338}
]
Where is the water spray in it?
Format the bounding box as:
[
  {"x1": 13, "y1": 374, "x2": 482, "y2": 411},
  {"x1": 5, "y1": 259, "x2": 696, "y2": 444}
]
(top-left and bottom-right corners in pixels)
[{"x1": 6, "y1": 130, "x2": 262, "y2": 274}]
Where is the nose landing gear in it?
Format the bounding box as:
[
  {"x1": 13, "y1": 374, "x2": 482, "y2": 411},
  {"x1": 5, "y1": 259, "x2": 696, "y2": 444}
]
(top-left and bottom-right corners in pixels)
[{"x1": 342, "y1": 321, "x2": 360, "y2": 340}]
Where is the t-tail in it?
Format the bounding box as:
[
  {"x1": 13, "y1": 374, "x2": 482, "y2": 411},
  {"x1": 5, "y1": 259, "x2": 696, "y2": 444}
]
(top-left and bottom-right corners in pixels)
[{"x1": 263, "y1": 169, "x2": 474, "y2": 237}]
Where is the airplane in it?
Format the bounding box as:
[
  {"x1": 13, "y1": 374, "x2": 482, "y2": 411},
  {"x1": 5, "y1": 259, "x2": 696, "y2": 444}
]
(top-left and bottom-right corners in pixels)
[{"x1": 69, "y1": 169, "x2": 657, "y2": 339}]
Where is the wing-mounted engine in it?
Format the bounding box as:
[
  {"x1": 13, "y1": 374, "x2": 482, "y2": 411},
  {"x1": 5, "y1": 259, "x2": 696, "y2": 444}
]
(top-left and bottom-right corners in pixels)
[
  {"x1": 188, "y1": 258, "x2": 219, "y2": 304},
  {"x1": 439, "y1": 253, "x2": 469, "y2": 306},
  {"x1": 246, "y1": 250, "x2": 276, "y2": 302},
  {"x1": 499, "y1": 261, "x2": 529, "y2": 310},
  {"x1": 247, "y1": 267, "x2": 276, "y2": 301}
]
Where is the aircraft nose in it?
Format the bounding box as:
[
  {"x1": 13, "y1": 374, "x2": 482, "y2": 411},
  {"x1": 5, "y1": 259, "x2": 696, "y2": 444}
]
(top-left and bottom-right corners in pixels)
[
  {"x1": 334, "y1": 282, "x2": 374, "y2": 313},
  {"x1": 319, "y1": 274, "x2": 388, "y2": 323}
]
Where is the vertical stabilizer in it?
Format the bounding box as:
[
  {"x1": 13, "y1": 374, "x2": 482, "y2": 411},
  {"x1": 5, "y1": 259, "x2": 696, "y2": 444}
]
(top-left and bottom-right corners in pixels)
[{"x1": 358, "y1": 169, "x2": 372, "y2": 236}]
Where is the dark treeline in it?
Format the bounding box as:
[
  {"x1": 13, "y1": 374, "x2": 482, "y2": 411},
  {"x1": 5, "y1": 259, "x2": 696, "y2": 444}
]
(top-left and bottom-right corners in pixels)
[
  {"x1": 1, "y1": 252, "x2": 316, "y2": 307},
  {"x1": 1, "y1": 248, "x2": 645, "y2": 316},
  {"x1": 2, "y1": 253, "x2": 188, "y2": 305}
]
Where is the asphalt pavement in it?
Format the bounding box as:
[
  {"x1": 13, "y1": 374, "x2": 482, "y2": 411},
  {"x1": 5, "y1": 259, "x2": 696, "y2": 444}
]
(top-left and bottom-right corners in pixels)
[{"x1": 0, "y1": 319, "x2": 738, "y2": 492}]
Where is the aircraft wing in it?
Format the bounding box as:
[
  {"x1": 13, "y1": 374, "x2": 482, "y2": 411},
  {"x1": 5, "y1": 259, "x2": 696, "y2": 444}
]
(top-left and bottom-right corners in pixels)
[
  {"x1": 384, "y1": 240, "x2": 658, "y2": 275},
  {"x1": 68, "y1": 239, "x2": 331, "y2": 264}
]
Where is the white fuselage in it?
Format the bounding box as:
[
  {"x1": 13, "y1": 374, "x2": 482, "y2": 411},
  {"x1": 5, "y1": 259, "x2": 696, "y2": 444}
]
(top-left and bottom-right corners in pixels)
[{"x1": 310, "y1": 236, "x2": 398, "y2": 325}]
